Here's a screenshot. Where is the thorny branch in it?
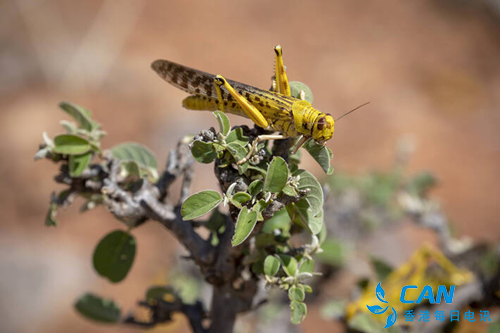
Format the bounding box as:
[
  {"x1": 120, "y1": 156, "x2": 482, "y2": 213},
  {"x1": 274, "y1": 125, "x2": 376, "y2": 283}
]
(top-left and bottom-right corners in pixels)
[{"x1": 50, "y1": 129, "x2": 304, "y2": 333}]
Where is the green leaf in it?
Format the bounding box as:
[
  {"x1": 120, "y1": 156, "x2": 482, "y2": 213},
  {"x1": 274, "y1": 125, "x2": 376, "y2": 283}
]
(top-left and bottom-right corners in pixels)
[
  {"x1": 318, "y1": 222, "x2": 327, "y2": 244},
  {"x1": 289, "y1": 286, "x2": 305, "y2": 302},
  {"x1": 407, "y1": 171, "x2": 437, "y2": 196},
  {"x1": 248, "y1": 179, "x2": 264, "y2": 197},
  {"x1": 226, "y1": 127, "x2": 249, "y2": 146},
  {"x1": 348, "y1": 312, "x2": 402, "y2": 333},
  {"x1": 205, "y1": 208, "x2": 225, "y2": 231},
  {"x1": 287, "y1": 199, "x2": 324, "y2": 235},
  {"x1": 74, "y1": 293, "x2": 120, "y2": 323},
  {"x1": 303, "y1": 139, "x2": 334, "y2": 175},
  {"x1": 282, "y1": 184, "x2": 297, "y2": 196},
  {"x1": 110, "y1": 142, "x2": 158, "y2": 180},
  {"x1": 93, "y1": 230, "x2": 136, "y2": 283},
  {"x1": 255, "y1": 233, "x2": 278, "y2": 248},
  {"x1": 69, "y1": 152, "x2": 92, "y2": 177},
  {"x1": 232, "y1": 207, "x2": 258, "y2": 246},
  {"x1": 59, "y1": 101, "x2": 95, "y2": 132},
  {"x1": 262, "y1": 208, "x2": 291, "y2": 234},
  {"x1": 226, "y1": 142, "x2": 247, "y2": 161},
  {"x1": 213, "y1": 111, "x2": 231, "y2": 136},
  {"x1": 226, "y1": 142, "x2": 249, "y2": 173},
  {"x1": 321, "y1": 300, "x2": 346, "y2": 320},
  {"x1": 60, "y1": 120, "x2": 78, "y2": 134},
  {"x1": 247, "y1": 165, "x2": 268, "y2": 177},
  {"x1": 370, "y1": 256, "x2": 393, "y2": 281},
  {"x1": 146, "y1": 286, "x2": 175, "y2": 302},
  {"x1": 488, "y1": 320, "x2": 500, "y2": 333},
  {"x1": 232, "y1": 192, "x2": 252, "y2": 207},
  {"x1": 290, "y1": 81, "x2": 314, "y2": 104},
  {"x1": 118, "y1": 160, "x2": 142, "y2": 179},
  {"x1": 34, "y1": 147, "x2": 50, "y2": 161},
  {"x1": 181, "y1": 190, "x2": 222, "y2": 220},
  {"x1": 293, "y1": 169, "x2": 323, "y2": 216},
  {"x1": 191, "y1": 140, "x2": 217, "y2": 163},
  {"x1": 264, "y1": 255, "x2": 280, "y2": 276},
  {"x1": 299, "y1": 259, "x2": 315, "y2": 274},
  {"x1": 290, "y1": 300, "x2": 307, "y2": 325},
  {"x1": 279, "y1": 254, "x2": 298, "y2": 277},
  {"x1": 263, "y1": 157, "x2": 289, "y2": 193},
  {"x1": 45, "y1": 199, "x2": 58, "y2": 227},
  {"x1": 252, "y1": 199, "x2": 268, "y2": 221},
  {"x1": 316, "y1": 239, "x2": 347, "y2": 267},
  {"x1": 53, "y1": 134, "x2": 91, "y2": 155}
]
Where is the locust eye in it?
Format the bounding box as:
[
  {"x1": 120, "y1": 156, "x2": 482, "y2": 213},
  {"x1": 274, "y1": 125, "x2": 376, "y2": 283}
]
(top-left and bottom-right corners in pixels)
[{"x1": 317, "y1": 117, "x2": 326, "y2": 130}]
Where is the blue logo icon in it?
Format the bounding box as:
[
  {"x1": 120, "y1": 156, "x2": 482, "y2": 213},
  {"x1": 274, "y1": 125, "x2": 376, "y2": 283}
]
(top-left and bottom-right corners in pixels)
[{"x1": 366, "y1": 282, "x2": 397, "y2": 328}]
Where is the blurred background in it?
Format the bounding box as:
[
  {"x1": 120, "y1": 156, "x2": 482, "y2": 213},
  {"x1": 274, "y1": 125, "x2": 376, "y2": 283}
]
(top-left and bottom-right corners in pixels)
[{"x1": 1, "y1": 0, "x2": 500, "y2": 332}]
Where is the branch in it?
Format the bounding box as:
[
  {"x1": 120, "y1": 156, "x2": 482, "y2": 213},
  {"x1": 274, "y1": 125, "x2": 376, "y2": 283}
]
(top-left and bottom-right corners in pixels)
[
  {"x1": 125, "y1": 299, "x2": 207, "y2": 333},
  {"x1": 52, "y1": 141, "x2": 214, "y2": 267}
]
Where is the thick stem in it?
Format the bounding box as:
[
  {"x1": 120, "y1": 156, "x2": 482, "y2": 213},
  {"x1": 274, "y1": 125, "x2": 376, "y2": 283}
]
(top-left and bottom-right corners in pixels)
[{"x1": 209, "y1": 285, "x2": 238, "y2": 333}]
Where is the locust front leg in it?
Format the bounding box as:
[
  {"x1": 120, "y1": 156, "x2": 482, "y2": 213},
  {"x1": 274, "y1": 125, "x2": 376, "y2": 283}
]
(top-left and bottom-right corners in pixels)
[
  {"x1": 213, "y1": 75, "x2": 284, "y2": 164},
  {"x1": 274, "y1": 45, "x2": 291, "y2": 96},
  {"x1": 238, "y1": 134, "x2": 285, "y2": 165}
]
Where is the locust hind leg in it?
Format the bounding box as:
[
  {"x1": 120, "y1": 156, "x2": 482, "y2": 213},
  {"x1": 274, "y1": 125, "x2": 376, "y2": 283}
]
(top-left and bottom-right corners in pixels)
[
  {"x1": 274, "y1": 45, "x2": 291, "y2": 96},
  {"x1": 213, "y1": 75, "x2": 278, "y2": 164},
  {"x1": 214, "y1": 75, "x2": 269, "y2": 129}
]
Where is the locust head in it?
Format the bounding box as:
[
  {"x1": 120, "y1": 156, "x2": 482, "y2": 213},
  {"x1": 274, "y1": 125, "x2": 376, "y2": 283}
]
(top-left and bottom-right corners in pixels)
[{"x1": 312, "y1": 114, "x2": 335, "y2": 144}]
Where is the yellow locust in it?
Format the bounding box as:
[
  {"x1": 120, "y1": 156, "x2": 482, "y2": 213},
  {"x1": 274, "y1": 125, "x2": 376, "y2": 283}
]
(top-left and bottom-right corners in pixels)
[{"x1": 152, "y1": 45, "x2": 340, "y2": 164}]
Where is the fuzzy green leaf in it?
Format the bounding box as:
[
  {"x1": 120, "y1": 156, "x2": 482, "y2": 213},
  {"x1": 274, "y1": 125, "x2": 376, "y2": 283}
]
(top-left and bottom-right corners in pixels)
[
  {"x1": 226, "y1": 142, "x2": 247, "y2": 161},
  {"x1": 205, "y1": 208, "x2": 225, "y2": 231},
  {"x1": 264, "y1": 157, "x2": 289, "y2": 193},
  {"x1": 279, "y1": 254, "x2": 298, "y2": 277},
  {"x1": 293, "y1": 169, "x2": 323, "y2": 216},
  {"x1": 45, "y1": 200, "x2": 58, "y2": 227},
  {"x1": 287, "y1": 199, "x2": 324, "y2": 235},
  {"x1": 53, "y1": 134, "x2": 91, "y2": 155},
  {"x1": 59, "y1": 101, "x2": 95, "y2": 131},
  {"x1": 226, "y1": 127, "x2": 249, "y2": 146},
  {"x1": 69, "y1": 152, "x2": 92, "y2": 177},
  {"x1": 262, "y1": 208, "x2": 291, "y2": 234},
  {"x1": 299, "y1": 259, "x2": 315, "y2": 274},
  {"x1": 181, "y1": 190, "x2": 222, "y2": 220},
  {"x1": 282, "y1": 184, "x2": 297, "y2": 196},
  {"x1": 290, "y1": 300, "x2": 307, "y2": 325},
  {"x1": 248, "y1": 180, "x2": 264, "y2": 196},
  {"x1": 226, "y1": 142, "x2": 249, "y2": 173},
  {"x1": 252, "y1": 199, "x2": 268, "y2": 221},
  {"x1": 290, "y1": 81, "x2": 314, "y2": 104},
  {"x1": 303, "y1": 139, "x2": 334, "y2": 175},
  {"x1": 289, "y1": 286, "x2": 305, "y2": 302},
  {"x1": 111, "y1": 142, "x2": 158, "y2": 180},
  {"x1": 93, "y1": 230, "x2": 136, "y2": 283},
  {"x1": 264, "y1": 255, "x2": 280, "y2": 277},
  {"x1": 316, "y1": 239, "x2": 347, "y2": 267},
  {"x1": 370, "y1": 256, "x2": 394, "y2": 281},
  {"x1": 213, "y1": 111, "x2": 231, "y2": 136},
  {"x1": 232, "y1": 192, "x2": 252, "y2": 207},
  {"x1": 232, "y1": 207, "x2": 258, "y2": 246},
  {"x1": 191, "y1": 140, "x2": 217, "y2": 163},
  {"x1": 74, "y1": 293, "x2": 120, "y2": 323}
]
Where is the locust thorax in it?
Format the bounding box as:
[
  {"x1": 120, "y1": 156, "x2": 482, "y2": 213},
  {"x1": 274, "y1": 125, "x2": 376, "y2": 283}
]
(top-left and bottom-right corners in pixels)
[{"x1": 292, "y1": 100, "x2": 335, "y2": 143}]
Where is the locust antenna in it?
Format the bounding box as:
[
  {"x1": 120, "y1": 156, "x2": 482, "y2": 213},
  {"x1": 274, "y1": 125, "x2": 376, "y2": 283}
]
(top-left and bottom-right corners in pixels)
[{"x1": 335, "y1": 102, "x2": 370, "y2": 122}]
